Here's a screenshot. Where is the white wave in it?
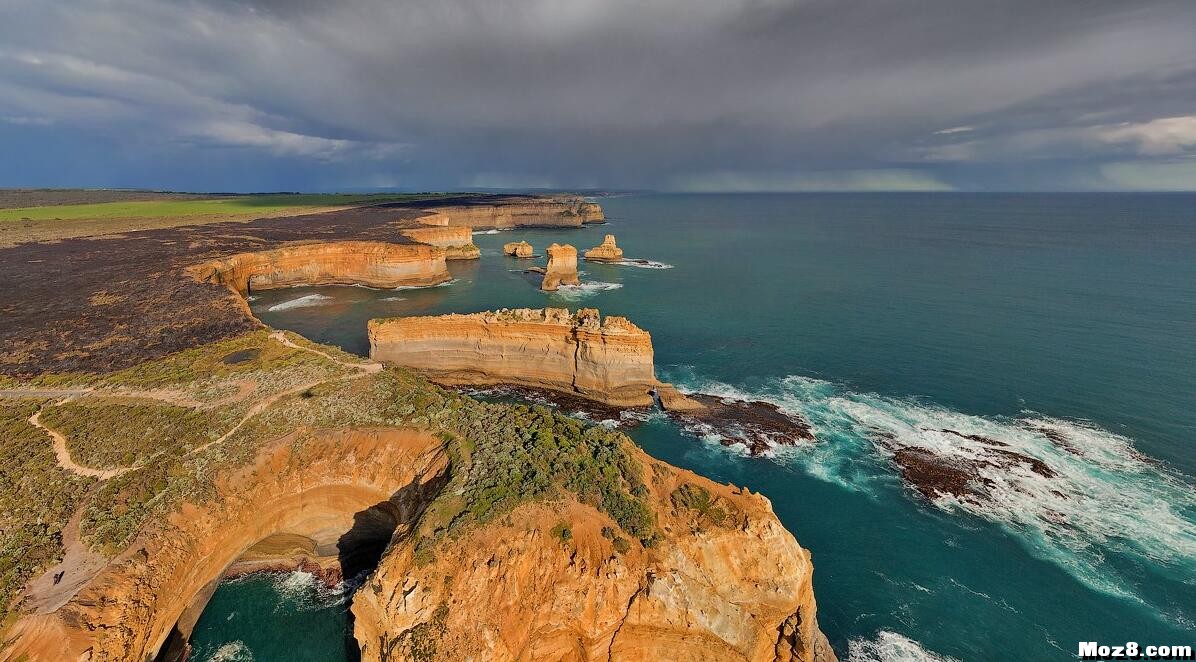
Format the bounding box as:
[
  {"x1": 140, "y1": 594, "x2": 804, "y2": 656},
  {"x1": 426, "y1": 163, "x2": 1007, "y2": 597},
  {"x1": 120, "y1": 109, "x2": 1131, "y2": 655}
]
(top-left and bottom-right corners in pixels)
[
  {"x1": 847, "y1": 631, "x2": 958, "y2": 662},
  {"x1": 549, "y1": 281, "x2": 623, "y2": 300},
  {"x1": 207, "y1": 640, "x2": 254, "y2": 662},
  {"x1": 662, "y1": 368, "x2": 1196, "y2": 608},
  {"x1": 266, "y1": 294, "x2": 333, "y2": 311},
  {"x1": 381, "y1": 296, "x2": 407, "y2": 302},
  {"x1": 472, "y1": 228, "x2": 511, "y2": 234},
  {"x1": 616, "y1": 258, "x2": 674, "y2": 269},
  {"x1": 391, "y1": 278, "x2": 458, "y2": 291}
]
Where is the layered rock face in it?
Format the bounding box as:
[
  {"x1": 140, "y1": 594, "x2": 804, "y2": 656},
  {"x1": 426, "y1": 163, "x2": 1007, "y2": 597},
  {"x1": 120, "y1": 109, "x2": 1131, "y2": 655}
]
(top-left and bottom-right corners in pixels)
[
  {"x1": 584, "y1": 234, "x2": 624, "y2": 262},
  {"x1": 353, "y1": 449, "x2": 835, "y2": 662},
  {"x1": 418, "y1": 197, "x2": 604, "y2": 229},
  {"x1": 190, "y1": 241, "x2": 451, "y2": 295},
  {"x1": 369, "y1": 308, "x2": 673, "y2": 407},
  {"x1": 503, "y1": 240, "x2": 535, "y2": 258},
  {"x1": 400, "y1": 226, "x2": 480, "y2": 260},
  {"x1": 2, "y1": 428, "x2": 451, "y2": 662},
  {"x1": 542, "y1": 243, "x2": 581, "y2": 291}
]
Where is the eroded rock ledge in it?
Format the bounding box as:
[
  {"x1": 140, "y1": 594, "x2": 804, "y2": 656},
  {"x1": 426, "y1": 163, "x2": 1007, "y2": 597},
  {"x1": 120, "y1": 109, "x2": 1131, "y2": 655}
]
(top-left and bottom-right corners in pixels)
[
  {"x1": 400, "y1": 226, "x2": 480, "y2": 260},
  {"x1": 418, "y1": 196, "x2": 604, "y2": 229},
  {"x1": 368, "y1": 308, "x2": 698, "y2": 409},
  {"x1": 189, "y1": 240, "x2": 451, "y2": 295}
]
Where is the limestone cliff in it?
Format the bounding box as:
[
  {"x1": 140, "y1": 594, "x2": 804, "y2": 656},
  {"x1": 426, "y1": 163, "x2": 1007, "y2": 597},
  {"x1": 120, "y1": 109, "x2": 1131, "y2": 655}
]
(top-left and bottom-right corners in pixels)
[
  {"x1": 2, "y1": 428, "x2": 451, "y2": 662},
  {"x1": 584, "y1": 234, "x2": 624, "y2": 262},
  {"x1": 400, "y1": 226, "x2": 480, "y2": 260},
  {"x1": 418, "y1": 197, "x2": 603, "y2": 229},
  {"x1": 367, "y1": 308, "x2": 701, "y2": 409},
  {"x1": 503, "y1": 240, "x2": 535, "y2": 258},
  {"x1": 190, "y1": 241, "x2": 451, "y2": 295},
  {"x1": 353, "y1": 448, "x2": 834, "y2": 662},
  {"x1": 543, "y1": 243, "x2": 581, "y2": 291}
]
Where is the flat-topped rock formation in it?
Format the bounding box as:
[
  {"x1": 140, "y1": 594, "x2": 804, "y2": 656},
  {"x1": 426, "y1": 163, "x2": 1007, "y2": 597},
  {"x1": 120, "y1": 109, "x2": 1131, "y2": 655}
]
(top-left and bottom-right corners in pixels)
[
  {"x1": 503, "y1": 240, "x2": 534, "y2": 258},
  {"x1": 542, "y1": 243, "x2": 580, "y2": 291},
  {"x1": 368, "y1": 308, "x2": 701, "y2": 409},
  {"x1": 584, "y1": 234, "x2": 624, "y2": 262},
  {"x1": 189, "y1": 241, "x2": 451, "y2": 295},
  {"x1": 400, "y1": 226, "x2": 480, "y2": 260},
  {"x1": 418, "y1": 196, "x2": 604, "y2": 229}
]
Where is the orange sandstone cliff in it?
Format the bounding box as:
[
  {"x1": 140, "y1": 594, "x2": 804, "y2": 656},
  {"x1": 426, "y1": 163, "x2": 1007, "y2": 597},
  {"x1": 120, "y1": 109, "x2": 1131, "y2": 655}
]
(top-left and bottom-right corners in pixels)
[
  {"x1": 543, "y1": 243, "x2": 581, "y2": 291},
  {"x1": 584, "y1": 234, "x2": 624, "y2": 262},
  {"x1": 418, "y1": 196, "x2": 604, "y2": 229},
  {"x1": 353, "y1": 447, "x2": 835, "y2": 662},
  {"x1": 367, "y1": 308, "x2": 700, "y2": 409},
  {"x1": 503, "y1": 240, "x2": 535, "y2": 258},
  {"x1": 400, "y1": 226, "x2": 480, "y2": 260},
  {"x1": 189, "y1": 241, "x2": 451, "y2": 295}
]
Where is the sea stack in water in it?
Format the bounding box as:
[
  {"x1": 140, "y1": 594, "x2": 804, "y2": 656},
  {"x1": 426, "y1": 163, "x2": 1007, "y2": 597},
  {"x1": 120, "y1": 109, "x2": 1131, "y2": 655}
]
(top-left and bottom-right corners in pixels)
[
  {"x1": 584, "y1": 234, "x2": 624, "y2": 262},
  {"x1": 542, "y1": 243, "x2": 580, "y2": 291},
  {"x1": 503, "y1": 240, "x2": 534, "y2": 258},
  {"x1": 368, "y1": 307, "x2": 702, "y2": 409}
]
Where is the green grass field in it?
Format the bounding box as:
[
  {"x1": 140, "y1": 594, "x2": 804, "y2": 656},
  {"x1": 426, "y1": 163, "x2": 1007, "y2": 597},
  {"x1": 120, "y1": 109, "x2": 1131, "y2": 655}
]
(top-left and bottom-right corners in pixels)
[{"x1": 0, "y1": 193, "x2": 432, "y2": 222}]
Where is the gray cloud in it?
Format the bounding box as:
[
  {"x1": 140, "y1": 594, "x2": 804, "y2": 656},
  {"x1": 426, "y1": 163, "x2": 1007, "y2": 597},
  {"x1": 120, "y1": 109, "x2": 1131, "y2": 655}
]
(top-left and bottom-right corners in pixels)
[{"x1": 1, "y1": 0, "x2": 1195, "y2": 190}]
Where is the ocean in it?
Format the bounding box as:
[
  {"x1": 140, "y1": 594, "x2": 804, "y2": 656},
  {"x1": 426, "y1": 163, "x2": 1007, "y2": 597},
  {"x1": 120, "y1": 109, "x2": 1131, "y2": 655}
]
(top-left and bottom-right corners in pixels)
[{"x1": 191, "y1": 193, "x2": 1196, "y2": 661}]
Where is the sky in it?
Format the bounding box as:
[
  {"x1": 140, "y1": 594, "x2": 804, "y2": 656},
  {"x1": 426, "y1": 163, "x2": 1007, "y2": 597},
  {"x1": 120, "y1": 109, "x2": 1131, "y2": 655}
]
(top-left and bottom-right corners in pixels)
[{"x1": 2, "y1": 0, "x2": 1196, "y2": 192}]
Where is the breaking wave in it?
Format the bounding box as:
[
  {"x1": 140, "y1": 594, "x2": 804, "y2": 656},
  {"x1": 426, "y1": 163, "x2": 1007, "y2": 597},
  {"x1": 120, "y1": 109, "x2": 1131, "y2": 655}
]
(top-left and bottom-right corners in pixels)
[
  {"x1": 380, "y1": 296, "x2": 406, "y2": 302},
  {"x1": 472, "y1": 228, "x2": 510, "y2": 235},
  {"x1": 616, "y1": 258, "x2": 674, "y2": 269},
  {"x1": 391, "y1": 278, "x2": 457, "y2": 291},
  {"x1": 663, "y1": 368, "x2": 1196, "y2": 610},
  {"x1": 549, "y1": 281, "x2": 623, "y2": 300},
  {"x1": 204, "y1": 640, "x2": 254, "y2": 662},
  {"x1": 846, "y1": 631, "x2": 958, "y2": 662},
  {"x1": 266, "y1": 294, "x2": 333, "y2": 311}
]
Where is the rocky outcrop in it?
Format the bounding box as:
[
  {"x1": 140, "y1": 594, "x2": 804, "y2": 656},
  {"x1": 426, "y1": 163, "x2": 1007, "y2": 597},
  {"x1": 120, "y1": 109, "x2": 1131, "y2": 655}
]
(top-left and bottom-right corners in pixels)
[
  {"x1": 418, "y1": 197, "x2": 604, "y2": 229},
  {"x1": 353, "y1": 449, "x2": 834, "y2": 662},
  {"x1": 542, "y1": 243, "x2": 581, "y2": 291},
  {"x1": 368, "y1": 308, "x2": 701, "y2": 409},
  {"x1": 400, "y1": 226, "x2": 480, "y2": 260},
  {"x1": 189, "y1": 241, "x2": 451, "y2": 295},
  {"x1": 1, "y1": 428, "x2": 451, "y2": 662},
  {"x1": 584, "y1": 234, "x2": 624, "y2": 262},
  {"x1": 503, "y1": 240, "x2": 535, "y2": 258}
]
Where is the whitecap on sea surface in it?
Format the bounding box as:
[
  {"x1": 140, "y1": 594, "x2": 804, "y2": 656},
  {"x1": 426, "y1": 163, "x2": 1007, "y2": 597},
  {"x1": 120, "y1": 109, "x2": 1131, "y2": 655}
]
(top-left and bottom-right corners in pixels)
[
  {"x1": 846, "y1": 630, "x2": 958, "y2": 662},
  {"x1": 549, "y1": 282, "x2": 622, "y2": 300},
  {"x1": 266, "y1": 294, "x2": 333, "y2": 311},
  {"x1": 662, "y1": 368, "x2": 1196, "y2": 612}
]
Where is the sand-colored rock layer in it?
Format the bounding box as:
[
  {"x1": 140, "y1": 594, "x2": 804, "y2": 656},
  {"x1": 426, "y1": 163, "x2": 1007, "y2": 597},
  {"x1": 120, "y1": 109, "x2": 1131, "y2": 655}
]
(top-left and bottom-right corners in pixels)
[
  {"x1": 503, "y1": 240, "x2": 535, "y2": 258},
  {"x1": 189, "y1": 241, "x2": 451, "y2": 295},
  {"x1": 400, "y1": 226, "x2": 479, "y2": 260},
  {"x1": 543, "y1": 243, "x2": 581, "y2": 291},
  {"x1": 368, "y1": 308, "x2": 700, "y2": 409},
  {"x1": 584, "y1": 234, "x2": 624, "y2": 262},
  {"x1": 353, "y1": 446, "x2": 834, "y2": 662},
  {"x1": 1, "y1": 428, "x2": 451, "y2": 662},
  {"x1": 418, "y1": 196, "x2": 604, "y2": 229}
]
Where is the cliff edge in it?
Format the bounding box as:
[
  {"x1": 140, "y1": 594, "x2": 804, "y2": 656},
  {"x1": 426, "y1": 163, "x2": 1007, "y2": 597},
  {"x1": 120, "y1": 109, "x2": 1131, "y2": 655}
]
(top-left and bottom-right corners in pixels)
[{"x1": 368, "y1": 308, "x2": 700, "y2": 409}]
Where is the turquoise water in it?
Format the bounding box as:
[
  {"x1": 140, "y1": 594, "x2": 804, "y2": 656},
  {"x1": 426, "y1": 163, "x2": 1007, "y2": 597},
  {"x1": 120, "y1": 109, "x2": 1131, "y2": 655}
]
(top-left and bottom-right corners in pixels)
[{"x1": 198, "y1": 193, "x2": 1195, "y2": 661}]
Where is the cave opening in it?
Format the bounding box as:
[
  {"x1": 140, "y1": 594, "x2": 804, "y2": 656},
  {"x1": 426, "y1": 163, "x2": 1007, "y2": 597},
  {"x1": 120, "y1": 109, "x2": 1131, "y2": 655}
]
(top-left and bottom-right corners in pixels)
[{"x1": 154, "y1": 498, "x2": 405, "y2": 662}]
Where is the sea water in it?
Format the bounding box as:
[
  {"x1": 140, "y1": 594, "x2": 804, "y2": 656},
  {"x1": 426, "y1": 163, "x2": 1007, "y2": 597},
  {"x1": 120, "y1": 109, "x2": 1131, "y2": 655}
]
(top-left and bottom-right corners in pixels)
[{"x1": 194, "y1": 193, "x2": 1196, "y2": 661}]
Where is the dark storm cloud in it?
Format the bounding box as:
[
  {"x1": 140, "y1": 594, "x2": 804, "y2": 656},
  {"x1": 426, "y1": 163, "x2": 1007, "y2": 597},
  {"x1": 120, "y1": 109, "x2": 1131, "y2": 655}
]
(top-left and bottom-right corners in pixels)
[{"x1": 1, "y1": 0, "x2": 1195, "y2": 190}]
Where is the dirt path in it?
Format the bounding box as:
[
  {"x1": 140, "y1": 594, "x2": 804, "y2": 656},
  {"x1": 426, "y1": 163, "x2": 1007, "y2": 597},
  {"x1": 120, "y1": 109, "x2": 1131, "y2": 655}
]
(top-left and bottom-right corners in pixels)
[
  {"x1": 186, "y1": 333, "x2": 380, "y2": 456},
  {"x1": 29, "y1": 400, "x2": 133, "y2": 480}
]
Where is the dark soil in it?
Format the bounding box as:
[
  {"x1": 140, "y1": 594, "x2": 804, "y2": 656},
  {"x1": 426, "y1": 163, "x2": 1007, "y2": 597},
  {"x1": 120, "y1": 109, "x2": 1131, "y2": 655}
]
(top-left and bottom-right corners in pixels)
[{"x1": 0, "y1": 194, "x2": 535, "y2": 376}]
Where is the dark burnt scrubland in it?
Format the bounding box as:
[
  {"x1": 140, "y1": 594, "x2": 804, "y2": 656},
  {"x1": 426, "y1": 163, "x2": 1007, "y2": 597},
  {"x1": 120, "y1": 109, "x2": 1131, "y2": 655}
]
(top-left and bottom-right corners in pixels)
[{"x1": 0, "y1": 195, "x2": 529, "y2": 377}]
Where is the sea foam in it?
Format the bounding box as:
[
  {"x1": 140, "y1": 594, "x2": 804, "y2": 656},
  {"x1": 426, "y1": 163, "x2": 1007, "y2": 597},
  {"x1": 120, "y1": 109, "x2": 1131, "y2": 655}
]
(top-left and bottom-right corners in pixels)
[
  {"x1": 663, "y1": 368, "x2": 1196, "y2": 611},
  {"x1": 266, "y1": 294, "x2": 333, "y2": 312},
  {"x1": 549, "y1": 281, "x2": 623, "y2": 300},
  {"x1": 846, "y1": 631, "x2": 958, "y2": 662}
]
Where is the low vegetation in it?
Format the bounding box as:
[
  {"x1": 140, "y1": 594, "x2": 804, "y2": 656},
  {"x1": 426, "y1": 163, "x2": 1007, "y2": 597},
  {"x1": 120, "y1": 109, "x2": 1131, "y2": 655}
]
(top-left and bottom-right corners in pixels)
[
  {"x1": 0, "y1": 400, "x2": 93, "y2": 611},
  {"x1": 0, "y1": 191, "x2": 448, "y2": 245},
  {"x1": 0, "y1": 328, "x2": 657, "y2": 614}
]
